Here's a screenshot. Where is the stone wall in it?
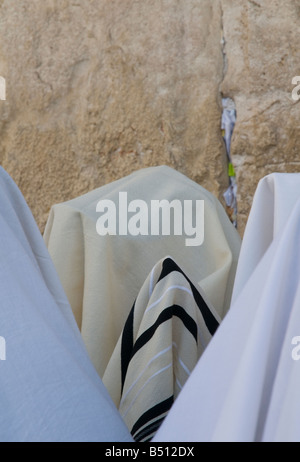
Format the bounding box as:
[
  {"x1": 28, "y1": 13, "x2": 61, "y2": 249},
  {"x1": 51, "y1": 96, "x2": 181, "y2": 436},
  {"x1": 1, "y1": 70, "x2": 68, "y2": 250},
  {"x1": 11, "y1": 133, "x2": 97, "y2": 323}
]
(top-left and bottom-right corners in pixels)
[
  {"x1": 0, "y1": 0, "x2": 299, "y2": 236},
  {"x1": 221, "y1": 0, "x2": 300, "y2": 234}
]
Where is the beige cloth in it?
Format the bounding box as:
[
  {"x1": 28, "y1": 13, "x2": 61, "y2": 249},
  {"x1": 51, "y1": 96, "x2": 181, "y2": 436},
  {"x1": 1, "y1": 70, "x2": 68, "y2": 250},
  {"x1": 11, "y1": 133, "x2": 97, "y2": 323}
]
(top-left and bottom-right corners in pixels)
[{"x1": 44, "y1": 166, "x2": 241, "y2": 377}]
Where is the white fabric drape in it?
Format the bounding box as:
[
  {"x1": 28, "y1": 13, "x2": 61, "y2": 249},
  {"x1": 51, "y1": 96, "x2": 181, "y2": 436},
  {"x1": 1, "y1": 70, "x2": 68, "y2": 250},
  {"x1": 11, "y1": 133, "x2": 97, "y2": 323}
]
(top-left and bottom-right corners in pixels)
[
  {"x1": 103, "y1": 256, "x2": 221, "y2": 441},
  {"x1": 0, "y1": 167, "x2": 133, "y2": 442},
  {"x1": 154, "y1": 173, "x2": 300, "y2": 442}
]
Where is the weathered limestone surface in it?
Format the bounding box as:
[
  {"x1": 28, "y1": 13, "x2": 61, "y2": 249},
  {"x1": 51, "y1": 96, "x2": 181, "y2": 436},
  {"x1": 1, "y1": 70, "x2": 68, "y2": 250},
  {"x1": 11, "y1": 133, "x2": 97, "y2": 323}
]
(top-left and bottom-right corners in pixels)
[
  {"x1": 0, "y1": 0, "x2": 299, "y2": 235},
  {"x1": 0, "y1": 0, "x2": 227, "y2": 232},
  {"x1": 220, "y1": 0, "x2": 300, "y2": 234}
]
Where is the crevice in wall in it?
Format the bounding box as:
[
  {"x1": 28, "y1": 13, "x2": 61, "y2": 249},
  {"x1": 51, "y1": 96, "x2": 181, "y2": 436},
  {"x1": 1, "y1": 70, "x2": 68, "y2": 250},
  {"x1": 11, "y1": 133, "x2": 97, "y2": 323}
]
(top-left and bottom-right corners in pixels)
[
  {"x1": 219, "y1": 1, "x2": 237, "y2": 228},
  {"x1": 220, "y1": 3, "x2": 227, "y2": 87},
  {"x1": 221, "y1": 97, "x2": 237, "y2": 227}
]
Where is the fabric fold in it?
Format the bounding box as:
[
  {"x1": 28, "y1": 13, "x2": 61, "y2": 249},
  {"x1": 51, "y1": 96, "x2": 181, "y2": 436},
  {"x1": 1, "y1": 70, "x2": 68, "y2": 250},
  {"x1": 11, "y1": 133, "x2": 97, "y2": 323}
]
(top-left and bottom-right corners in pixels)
[
  {"x1": 44, "y1": 165, "x2": 241, "y2": 378},
  {"x1": 0, "y1": 167, "x2": 133, "y2": 442},
  {"x1": 154, "y1": 173, "x2": 300, "y2": 442},
  {"x1": 103, "y1": 256, "x2": 220, "y2": 441}
]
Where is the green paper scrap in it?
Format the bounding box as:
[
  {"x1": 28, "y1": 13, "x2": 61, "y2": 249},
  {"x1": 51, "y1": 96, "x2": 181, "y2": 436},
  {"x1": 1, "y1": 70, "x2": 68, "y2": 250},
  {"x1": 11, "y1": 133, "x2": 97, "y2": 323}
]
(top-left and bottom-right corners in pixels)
[{"x1": 228, "y1": 162, "x2": 235, "y2": 177}]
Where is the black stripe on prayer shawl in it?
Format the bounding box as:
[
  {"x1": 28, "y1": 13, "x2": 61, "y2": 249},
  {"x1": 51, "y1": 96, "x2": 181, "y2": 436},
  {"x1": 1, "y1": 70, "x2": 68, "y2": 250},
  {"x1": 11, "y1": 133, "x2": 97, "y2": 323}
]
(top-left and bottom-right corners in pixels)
[
  {"x1": 158, "y1": 257, "x2": 219, "y2": 336},
  {"x1": 130, "y1": 304, "x2": 198, "y2": 359},
  {"x1": 131, "y1": 396, "x2": 174, "y2": 442},
  {"x1": 135, "y1": 416, "x2": 166, "y2": 442},
  {"x1": 121, "y1": 302, "x2": 135, "y2": 392}
]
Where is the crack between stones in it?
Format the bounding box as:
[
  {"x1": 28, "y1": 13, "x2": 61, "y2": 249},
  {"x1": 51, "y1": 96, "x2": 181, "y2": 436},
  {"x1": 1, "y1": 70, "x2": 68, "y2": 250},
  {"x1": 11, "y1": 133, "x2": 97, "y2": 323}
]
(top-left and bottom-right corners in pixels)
[
  {"x1": 219, "y1": 1, "x2": 227, "y2": 95},
  {"x1": 219, "y1": 0, "x2": 238, "y2": 228}
]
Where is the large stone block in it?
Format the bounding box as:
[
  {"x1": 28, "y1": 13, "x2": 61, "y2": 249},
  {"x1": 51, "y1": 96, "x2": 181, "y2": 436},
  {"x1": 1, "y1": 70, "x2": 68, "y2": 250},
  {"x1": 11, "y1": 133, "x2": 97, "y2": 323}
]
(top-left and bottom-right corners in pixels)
[
  {"x1": 0, "y1": 0, "x2": 228, "y2": 233},
  {"x1": 1, "y1": 0, "x2": 299, "y2": 236},
  {"x1": 220, "y1": 0, "x2": 300, "y2": 234}
]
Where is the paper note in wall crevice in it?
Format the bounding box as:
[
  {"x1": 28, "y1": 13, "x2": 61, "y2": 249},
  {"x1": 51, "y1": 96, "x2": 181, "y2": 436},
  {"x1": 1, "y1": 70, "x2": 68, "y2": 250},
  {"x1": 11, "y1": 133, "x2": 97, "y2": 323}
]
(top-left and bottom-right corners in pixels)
[{"x1": 221, "y1": 97, "x2": 237, "y2": 228}]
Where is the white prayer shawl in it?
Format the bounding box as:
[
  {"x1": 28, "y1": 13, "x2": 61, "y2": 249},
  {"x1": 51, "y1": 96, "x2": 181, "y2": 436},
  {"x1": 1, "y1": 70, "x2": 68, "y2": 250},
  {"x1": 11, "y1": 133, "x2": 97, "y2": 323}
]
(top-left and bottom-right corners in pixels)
[
  {"x1": 103, "y1": 256, "x2": 221, "y2": 441},
  {"x1": 44, "y1": 166, "x2": 241, "y2": 378},
  {"x1": 232, "y1": 172, "x2": 300, "y2": 302},
  {"x1": 0, "y1": 167, "x2": 133, "y2": 442},
  {"x1": 154, "y1": 173, "x2": 300, "y2": 442}
]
